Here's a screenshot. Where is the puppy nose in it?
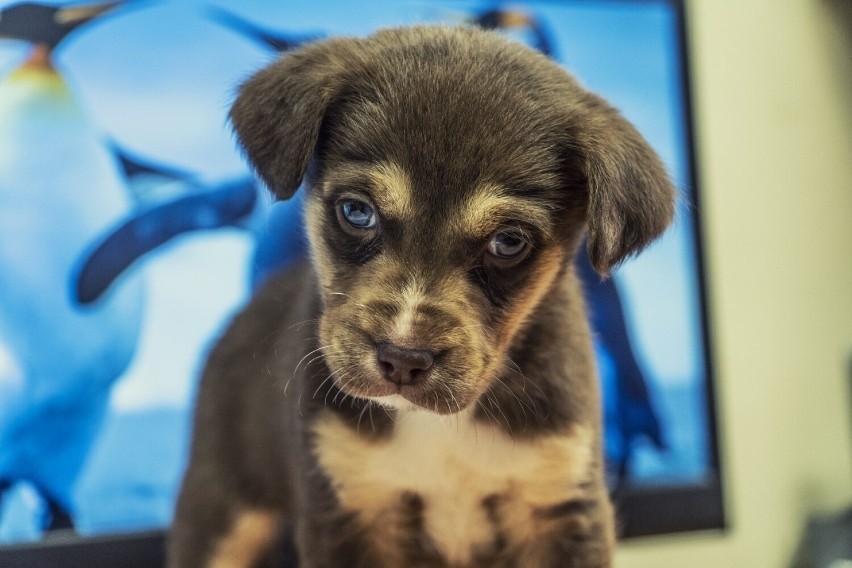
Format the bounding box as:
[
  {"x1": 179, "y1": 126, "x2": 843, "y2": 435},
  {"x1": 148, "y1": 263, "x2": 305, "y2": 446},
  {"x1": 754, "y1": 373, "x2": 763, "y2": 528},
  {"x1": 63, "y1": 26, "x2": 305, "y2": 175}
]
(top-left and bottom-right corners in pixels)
[{"x1": 376, "y1": 342, "x2": 434, "y2": 386}]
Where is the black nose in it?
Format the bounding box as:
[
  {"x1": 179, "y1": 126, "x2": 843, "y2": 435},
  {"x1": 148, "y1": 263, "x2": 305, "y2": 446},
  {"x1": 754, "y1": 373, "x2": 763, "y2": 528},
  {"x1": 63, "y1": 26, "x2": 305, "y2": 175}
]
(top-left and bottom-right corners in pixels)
[{"x1": 376, "y1": 342, "x2": 434, "y2": 386}]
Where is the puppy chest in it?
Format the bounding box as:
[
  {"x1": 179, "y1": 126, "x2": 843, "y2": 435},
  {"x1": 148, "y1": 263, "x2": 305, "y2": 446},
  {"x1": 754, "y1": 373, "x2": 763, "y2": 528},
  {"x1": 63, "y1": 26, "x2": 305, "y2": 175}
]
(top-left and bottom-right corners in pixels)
[{"x1": 313, "y1": 411, "x2": 593, "y2": 565}]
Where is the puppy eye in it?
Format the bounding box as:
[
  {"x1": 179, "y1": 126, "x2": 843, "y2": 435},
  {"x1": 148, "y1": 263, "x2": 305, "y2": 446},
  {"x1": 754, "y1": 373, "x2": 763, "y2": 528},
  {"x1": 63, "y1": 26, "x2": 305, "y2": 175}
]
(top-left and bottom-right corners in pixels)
[
  {"x1": 487, "y1": 231, "x2": 530, "y2": 263},
  {"x1": 339, "y1": 200, "x2": 376, "y2": 229}
]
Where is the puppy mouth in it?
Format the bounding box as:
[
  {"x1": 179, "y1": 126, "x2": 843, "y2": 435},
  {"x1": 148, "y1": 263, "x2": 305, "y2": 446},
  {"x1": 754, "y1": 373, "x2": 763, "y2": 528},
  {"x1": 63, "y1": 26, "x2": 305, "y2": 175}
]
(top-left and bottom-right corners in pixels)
[
  {"x1": 358, "y1": 380, "x2": 449, "y2": 411},
  {"x1": 323, "y1": 344, "x2": 481, "y2": 415},
  {"x1": 334, "y1": 366, "x2": 465, "y2": 414}
]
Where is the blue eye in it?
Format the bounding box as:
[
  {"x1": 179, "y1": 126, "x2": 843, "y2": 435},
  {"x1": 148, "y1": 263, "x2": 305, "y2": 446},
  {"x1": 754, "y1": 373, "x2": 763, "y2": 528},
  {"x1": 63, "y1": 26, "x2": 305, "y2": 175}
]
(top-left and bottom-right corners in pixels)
[
  {"x1": 340, "y1": 200, "x2": 376, "y2": 229},
  {"x1": 487, "y1": 231, "x2": 528, "y2": 259}
]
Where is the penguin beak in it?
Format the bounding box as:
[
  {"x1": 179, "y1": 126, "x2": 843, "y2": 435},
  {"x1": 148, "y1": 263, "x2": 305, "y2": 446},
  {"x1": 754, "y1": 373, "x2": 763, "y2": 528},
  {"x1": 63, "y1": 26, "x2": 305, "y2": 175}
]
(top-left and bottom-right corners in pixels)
[
  {"x1": 500, "y1": 11, "x2": 534, "y2": 29},
  {"x1": 54, "y1": 1, "x2": 123, "y2": 27}
]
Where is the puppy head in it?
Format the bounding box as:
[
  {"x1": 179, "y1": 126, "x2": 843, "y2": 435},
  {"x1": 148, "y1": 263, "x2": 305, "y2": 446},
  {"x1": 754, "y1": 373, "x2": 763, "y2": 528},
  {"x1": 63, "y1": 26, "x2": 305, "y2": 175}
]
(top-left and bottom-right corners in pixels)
[{"x1": 231, "y1": 27, "x2": 675, "y2": 413}]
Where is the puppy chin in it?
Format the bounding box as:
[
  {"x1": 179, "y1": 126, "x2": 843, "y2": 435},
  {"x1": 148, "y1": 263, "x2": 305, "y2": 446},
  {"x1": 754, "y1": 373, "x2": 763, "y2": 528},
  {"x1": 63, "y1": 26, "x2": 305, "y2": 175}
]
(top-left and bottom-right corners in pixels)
[
  {"x1": 370, "y1": 394, "x2": 421, "y2": 412},
  {"x1": 333, "y1": 372, "x2": 474, "y2": 415}
]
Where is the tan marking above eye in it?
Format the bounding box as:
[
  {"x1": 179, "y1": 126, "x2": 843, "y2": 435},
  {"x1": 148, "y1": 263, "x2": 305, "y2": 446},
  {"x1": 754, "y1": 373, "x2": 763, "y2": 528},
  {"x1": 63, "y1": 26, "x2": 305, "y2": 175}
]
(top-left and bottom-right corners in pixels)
[
  {"x1": 322, "y1": 161, "x2": 414, "y2": 221},
  {"x1": 456, "y1": 184, "x2": 555, "y2": 241},
  {"x1": 368, "y1": 162, "x2": 415, "y2": 219}
]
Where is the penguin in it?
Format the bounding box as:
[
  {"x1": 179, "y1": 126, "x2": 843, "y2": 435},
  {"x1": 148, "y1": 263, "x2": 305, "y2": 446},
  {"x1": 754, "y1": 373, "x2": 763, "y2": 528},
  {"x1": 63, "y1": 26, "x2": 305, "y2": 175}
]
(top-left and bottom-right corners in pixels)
[{"x1": 0, "y1": 0, "x2": 143, "y2": 536}]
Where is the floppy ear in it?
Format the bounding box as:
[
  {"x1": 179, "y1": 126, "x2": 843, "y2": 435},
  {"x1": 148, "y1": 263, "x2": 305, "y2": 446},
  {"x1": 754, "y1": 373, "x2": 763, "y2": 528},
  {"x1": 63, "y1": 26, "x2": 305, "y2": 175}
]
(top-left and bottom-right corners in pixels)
[
  {"x1": 575, "y1": 93, "x2": 676, "y2": 275},
  {"x1": 229, "y1": 38, "x2": 358, "y2": 200}
]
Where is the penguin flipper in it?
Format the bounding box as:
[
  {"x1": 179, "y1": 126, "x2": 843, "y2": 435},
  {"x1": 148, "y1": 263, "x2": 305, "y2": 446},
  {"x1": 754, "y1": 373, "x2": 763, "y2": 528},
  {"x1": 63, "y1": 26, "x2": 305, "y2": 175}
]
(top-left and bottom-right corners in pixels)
[
  {"x1": 56, "y1": 1, "x2": 123, "y2": 28},
  {"x1": 73, "y1": 179, "x2": 257, "y2": 305},
  {"x1": 110, "y1": 142, "x2": 195, "y2": 182},
  {"x1": 206, "y1": 6, "x2": 318, "y2": 52}
]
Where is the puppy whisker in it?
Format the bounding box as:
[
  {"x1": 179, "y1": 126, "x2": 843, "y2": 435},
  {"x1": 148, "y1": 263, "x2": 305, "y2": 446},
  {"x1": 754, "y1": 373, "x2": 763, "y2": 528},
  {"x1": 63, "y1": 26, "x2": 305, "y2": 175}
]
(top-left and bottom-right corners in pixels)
[
  {"x1": 285, "y1": 318, "x2": 321, "y2": 332},
  {"x1": 313, "y1": 364, "x2": 355, "y2": 401},
  {"x1": 485, "y1": 389, "x2": 514, "y2": 436},
  {"x1": 489, "y1": 375, "x2": 531, "y2": 432},
  {"x1": 291, "y1": 345, "x2": 327, "y2": 376},
  {"x1": 285, "y1": 346, "x2": 347, "y2": 395},
  {"x1": 502, "y1": 360, "x2": 550, "y2": 421},
  {"x1": 328, "y1": 291, "x2": 369, "y2": 309},
  {"x1": 356, "y1": 401, "x2": 373, "y2": 435},
  {"x1": 332, "y1": 373, "x2": 363, "y2": 407}
]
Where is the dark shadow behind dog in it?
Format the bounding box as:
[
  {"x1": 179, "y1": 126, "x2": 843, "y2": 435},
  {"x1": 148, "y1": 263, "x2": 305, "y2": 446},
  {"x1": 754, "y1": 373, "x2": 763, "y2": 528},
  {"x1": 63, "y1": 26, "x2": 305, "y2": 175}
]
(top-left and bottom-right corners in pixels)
[{"x1": 169, "y1": 26, "x2": 674, "y2": 568}]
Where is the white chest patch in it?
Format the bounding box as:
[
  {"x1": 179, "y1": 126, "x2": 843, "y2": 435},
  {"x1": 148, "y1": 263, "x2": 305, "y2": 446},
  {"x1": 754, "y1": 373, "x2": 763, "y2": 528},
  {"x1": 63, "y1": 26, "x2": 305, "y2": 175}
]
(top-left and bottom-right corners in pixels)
[{"x1": 312, "y1": 408, "x2": 593, "y2": 565}]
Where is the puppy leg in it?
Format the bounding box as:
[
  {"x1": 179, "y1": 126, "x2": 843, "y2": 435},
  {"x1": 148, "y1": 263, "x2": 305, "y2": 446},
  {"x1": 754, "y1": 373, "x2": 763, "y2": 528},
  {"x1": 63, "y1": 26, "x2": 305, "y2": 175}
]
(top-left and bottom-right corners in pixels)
[
  {"x1": 168, "y1": 468, "x2": 282, "y2": 568},
  {"x1": 528, "y1": 491, "x2": 615, "y2": 568},
  {"x1": 206, "y1": 509, "x2": 281, "y2": 568},
  {"x1": 294, "y1": 515, "x2": 380, "y2": 568}
]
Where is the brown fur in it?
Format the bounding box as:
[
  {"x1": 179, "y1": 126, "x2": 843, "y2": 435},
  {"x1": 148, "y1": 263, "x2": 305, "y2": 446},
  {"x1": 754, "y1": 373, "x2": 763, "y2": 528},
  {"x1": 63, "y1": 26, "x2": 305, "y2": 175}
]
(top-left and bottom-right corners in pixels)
[
  {"x1": 209, "y1": 511, "x2": 281, "y2": 568},
  {"x1": 168, "y1": 26, "x2": 674, "y2": 568}
]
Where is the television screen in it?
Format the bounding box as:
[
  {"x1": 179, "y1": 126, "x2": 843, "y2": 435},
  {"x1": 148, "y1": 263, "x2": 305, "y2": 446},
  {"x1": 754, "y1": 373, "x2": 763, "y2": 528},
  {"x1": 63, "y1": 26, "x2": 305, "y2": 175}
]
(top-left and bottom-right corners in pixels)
[{"x1": 0, "y1": 0, "x2": 722, "y2": 563}]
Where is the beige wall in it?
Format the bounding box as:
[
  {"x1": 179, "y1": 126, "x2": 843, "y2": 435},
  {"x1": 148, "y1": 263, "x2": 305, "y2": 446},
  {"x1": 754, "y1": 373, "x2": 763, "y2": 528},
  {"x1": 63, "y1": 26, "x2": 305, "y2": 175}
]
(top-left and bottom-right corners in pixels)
[{"x1": 616, "y1": 1, "x2": 852, "y2": 567}]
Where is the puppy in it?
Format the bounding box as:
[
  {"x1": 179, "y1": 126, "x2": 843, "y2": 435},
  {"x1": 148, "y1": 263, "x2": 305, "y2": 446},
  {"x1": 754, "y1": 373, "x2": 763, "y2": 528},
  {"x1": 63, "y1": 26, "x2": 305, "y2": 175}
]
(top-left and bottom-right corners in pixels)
[{"x1": 169, "y1": 26, "x2": 674, "y2": 568}]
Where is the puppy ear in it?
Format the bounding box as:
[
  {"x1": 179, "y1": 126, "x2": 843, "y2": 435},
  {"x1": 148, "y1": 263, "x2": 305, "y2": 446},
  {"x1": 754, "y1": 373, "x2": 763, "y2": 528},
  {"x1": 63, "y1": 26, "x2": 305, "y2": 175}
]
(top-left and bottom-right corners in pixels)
[
  {"x1": 575, "y1": 94, "x2": 676, "y2": 275},
  {"x1": 229, "y1": 39, "x2": 357, "y2": 200}
]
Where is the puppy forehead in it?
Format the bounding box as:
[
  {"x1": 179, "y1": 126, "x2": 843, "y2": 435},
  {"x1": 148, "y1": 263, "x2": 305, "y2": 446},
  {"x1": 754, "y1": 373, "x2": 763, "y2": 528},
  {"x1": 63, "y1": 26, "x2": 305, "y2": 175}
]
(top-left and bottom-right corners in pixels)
[{"x1": 322, "y1": 34, "x2": 571, "y2": 197}]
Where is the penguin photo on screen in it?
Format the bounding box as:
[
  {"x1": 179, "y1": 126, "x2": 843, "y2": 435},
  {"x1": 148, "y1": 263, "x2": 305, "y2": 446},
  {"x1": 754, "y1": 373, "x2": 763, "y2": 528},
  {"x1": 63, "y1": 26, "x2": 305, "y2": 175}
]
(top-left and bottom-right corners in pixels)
[{"x1": 0, "y1": 0, "x2": 144, "y2": 535}]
